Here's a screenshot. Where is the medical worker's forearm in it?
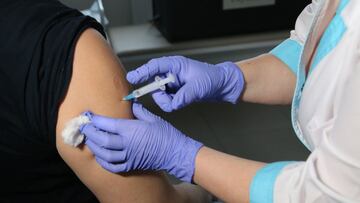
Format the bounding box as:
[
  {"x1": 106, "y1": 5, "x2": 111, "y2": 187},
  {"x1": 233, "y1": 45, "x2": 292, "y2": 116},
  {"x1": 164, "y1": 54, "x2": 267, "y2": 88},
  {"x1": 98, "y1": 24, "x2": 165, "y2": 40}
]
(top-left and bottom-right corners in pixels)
[
  {"x1": 236, "y1": 54, "x2": 296, "y2": 105},
  {"x1": 193, "y1": 147, "x2": 265, "y2": 203}
]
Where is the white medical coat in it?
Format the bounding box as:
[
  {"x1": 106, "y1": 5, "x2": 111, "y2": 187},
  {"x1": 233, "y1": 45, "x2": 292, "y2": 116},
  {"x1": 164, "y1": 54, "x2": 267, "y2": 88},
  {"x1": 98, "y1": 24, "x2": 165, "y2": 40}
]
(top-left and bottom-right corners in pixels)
[{"x1": 250, "y1": 0, "x2": 360, "y2": 202}]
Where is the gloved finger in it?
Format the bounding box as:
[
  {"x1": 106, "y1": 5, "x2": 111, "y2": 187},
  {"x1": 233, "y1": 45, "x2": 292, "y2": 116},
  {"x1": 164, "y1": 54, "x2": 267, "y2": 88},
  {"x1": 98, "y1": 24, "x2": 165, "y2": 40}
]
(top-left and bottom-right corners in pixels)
[
  {"x1": 152, "y1": 91, "x2": 174, "y2": 112},
  {"x1": 126, "y1": 58, "x2": 169, "y2": 84},
  {"x1": 132, "y1": 103, "x2": 159, "y2": 122},
  {"x1": 171, "y1": 83, "x2": 197, "y2": 110},
  {"x1": 81, "y1": 124, "x2": 113, "y2": 146},
  {"x1": 82, "y1": 124, "x2": 125, "y2": 149},
  {"x1": 86, "y1": 139, "x2": 126, "y2": 163},
  {"x1": 90, "y1": 114, "x2": 133, "y2": 134},
  {"x1": 95, "y1": 157, "x2": 128, "y2": 173},
  {"x1": 127, "y1": 56, "x2": 181, "y2": 84}
]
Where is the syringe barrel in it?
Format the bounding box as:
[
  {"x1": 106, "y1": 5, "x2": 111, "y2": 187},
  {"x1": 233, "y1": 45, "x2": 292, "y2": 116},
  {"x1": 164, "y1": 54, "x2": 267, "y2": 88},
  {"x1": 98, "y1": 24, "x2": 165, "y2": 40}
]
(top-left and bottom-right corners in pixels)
[
  {"x1": 133, "y1": 82, "x2": 160, "y2": 98},
  {"x1": 132, "y1": 73, "x2": 175, "y2": 98}
]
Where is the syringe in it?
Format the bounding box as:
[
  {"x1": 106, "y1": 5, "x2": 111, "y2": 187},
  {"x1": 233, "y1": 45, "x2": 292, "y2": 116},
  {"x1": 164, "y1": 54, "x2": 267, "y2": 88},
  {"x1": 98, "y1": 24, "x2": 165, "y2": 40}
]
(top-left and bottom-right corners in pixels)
[{"x1": 123, "y1": 73, "x2": 176, "y2": 101}]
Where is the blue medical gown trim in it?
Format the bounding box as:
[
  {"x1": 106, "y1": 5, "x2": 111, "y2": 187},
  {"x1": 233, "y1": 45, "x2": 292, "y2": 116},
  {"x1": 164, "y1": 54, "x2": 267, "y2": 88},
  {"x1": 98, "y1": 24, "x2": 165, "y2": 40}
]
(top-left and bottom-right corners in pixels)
[
  {"x1": 270, "y1": 39, "x2": 302, "y2": 75},
  {"x1": 337, "y1": 0, "x2": 349, "y2": 14},
  {"x1": 250, "y1": 161, "x2": 294, "y2": 203},
  {"x1": 310, "y1": 10, "x2": 347, "y2": 72}
]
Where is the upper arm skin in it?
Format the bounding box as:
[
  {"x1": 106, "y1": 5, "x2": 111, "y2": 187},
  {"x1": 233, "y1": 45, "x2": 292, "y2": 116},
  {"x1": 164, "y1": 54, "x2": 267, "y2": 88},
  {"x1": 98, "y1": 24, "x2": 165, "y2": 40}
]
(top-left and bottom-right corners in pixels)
[{"x1": 55, "y1": 29, "x2": 181, "y2": 203}]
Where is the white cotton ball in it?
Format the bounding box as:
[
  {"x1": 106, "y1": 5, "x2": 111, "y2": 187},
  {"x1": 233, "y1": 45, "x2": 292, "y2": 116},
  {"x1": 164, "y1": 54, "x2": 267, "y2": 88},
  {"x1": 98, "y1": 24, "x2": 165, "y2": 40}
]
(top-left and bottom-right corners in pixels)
[{"x1": 62, "y1": 115, "x2": 91, "y2": 147}]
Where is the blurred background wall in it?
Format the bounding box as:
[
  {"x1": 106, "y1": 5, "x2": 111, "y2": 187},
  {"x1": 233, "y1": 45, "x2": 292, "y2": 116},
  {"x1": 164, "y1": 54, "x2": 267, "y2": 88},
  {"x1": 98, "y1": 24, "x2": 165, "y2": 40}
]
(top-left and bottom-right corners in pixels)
[{"x1": 60, "y1": 0, "x2": 153, "y2": 27}]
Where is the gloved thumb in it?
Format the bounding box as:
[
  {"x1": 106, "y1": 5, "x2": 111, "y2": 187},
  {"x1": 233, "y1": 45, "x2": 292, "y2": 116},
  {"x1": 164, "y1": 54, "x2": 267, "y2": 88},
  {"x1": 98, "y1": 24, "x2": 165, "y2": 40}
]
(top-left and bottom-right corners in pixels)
[
  {"x1": 132, "y1": 103, "x2": 158, "y2": 122},
  {"x1": 152, "y1": 91, "x2": 174, "y2": 112},
  {"x1": 171, "y1": 83, "x2": 198, "y2": 110}
]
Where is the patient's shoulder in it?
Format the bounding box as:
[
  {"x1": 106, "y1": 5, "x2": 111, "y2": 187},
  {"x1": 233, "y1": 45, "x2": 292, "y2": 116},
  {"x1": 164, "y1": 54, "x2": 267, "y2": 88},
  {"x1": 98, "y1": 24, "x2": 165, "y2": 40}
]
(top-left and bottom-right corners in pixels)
[
  {"x1": 55, "y1": 28, "x2": 180, "y2": 203},
  {"x1": 56, "y1": 28, "x2": 131, "y2": 120}
]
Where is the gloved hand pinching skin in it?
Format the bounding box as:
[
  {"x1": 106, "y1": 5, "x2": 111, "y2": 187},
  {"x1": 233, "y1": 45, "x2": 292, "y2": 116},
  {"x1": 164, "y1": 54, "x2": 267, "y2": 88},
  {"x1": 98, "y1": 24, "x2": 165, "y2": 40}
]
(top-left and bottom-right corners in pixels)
[
  {"x1": 80, "y1": 103, "x2": 203, "y2": 183},
  {"x1": 127, "y1": 56, "x2": 245, "y2": 112}
]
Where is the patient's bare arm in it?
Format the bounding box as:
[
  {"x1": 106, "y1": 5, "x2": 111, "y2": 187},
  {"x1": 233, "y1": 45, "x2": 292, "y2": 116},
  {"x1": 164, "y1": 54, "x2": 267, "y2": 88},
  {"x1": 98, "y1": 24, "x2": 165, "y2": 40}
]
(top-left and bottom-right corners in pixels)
[{"x1": 55, "y1": 28, "x2": 208, "y2": 203}]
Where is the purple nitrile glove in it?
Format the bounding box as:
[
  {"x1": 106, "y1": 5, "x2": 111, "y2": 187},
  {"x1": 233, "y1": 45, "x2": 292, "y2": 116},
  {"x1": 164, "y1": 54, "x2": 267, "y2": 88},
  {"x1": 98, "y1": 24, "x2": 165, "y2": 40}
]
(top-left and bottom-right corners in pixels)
[
  {"x1": 81, "y1": 103, "x2": 203, "y2": 183},
  {"x1": 127, "y1": 56, "x2": 245, "y2": 112}
]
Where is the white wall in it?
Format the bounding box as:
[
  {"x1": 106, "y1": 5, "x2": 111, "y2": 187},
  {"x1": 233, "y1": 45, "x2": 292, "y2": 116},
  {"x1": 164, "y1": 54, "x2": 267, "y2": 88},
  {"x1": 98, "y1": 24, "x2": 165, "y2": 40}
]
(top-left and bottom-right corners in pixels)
[{"x1": 60, "y1": 0, "x2": 152, "y2": 27}]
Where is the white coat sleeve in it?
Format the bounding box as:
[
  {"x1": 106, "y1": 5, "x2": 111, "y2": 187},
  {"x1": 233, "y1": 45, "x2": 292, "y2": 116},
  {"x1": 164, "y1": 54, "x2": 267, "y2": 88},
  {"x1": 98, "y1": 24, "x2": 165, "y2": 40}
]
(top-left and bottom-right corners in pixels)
[
  {"x1": 250, "y1": 49, "x2": 360, "y2": 202},
  {"x1": 270, "y1": 0, "x2": 321, "y2": 75}
]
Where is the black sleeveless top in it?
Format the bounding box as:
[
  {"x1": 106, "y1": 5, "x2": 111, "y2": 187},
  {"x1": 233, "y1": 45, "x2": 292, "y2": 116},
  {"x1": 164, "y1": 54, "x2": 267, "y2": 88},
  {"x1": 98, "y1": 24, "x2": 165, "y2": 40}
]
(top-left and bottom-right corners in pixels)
[{"x1": 0, "y1": 0, "x2": 105, "y2": 202}]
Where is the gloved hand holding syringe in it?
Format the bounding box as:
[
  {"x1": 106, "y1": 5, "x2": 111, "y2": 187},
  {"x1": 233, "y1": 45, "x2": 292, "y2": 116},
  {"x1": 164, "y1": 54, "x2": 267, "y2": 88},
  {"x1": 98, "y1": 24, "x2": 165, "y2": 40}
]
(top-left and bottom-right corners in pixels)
[
  {"x1": 123, "y1": 73, "x2": 176, "y2": 101},
  {"x1": 81, "y1": 56, "x2": 245, "y2": 183}
]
